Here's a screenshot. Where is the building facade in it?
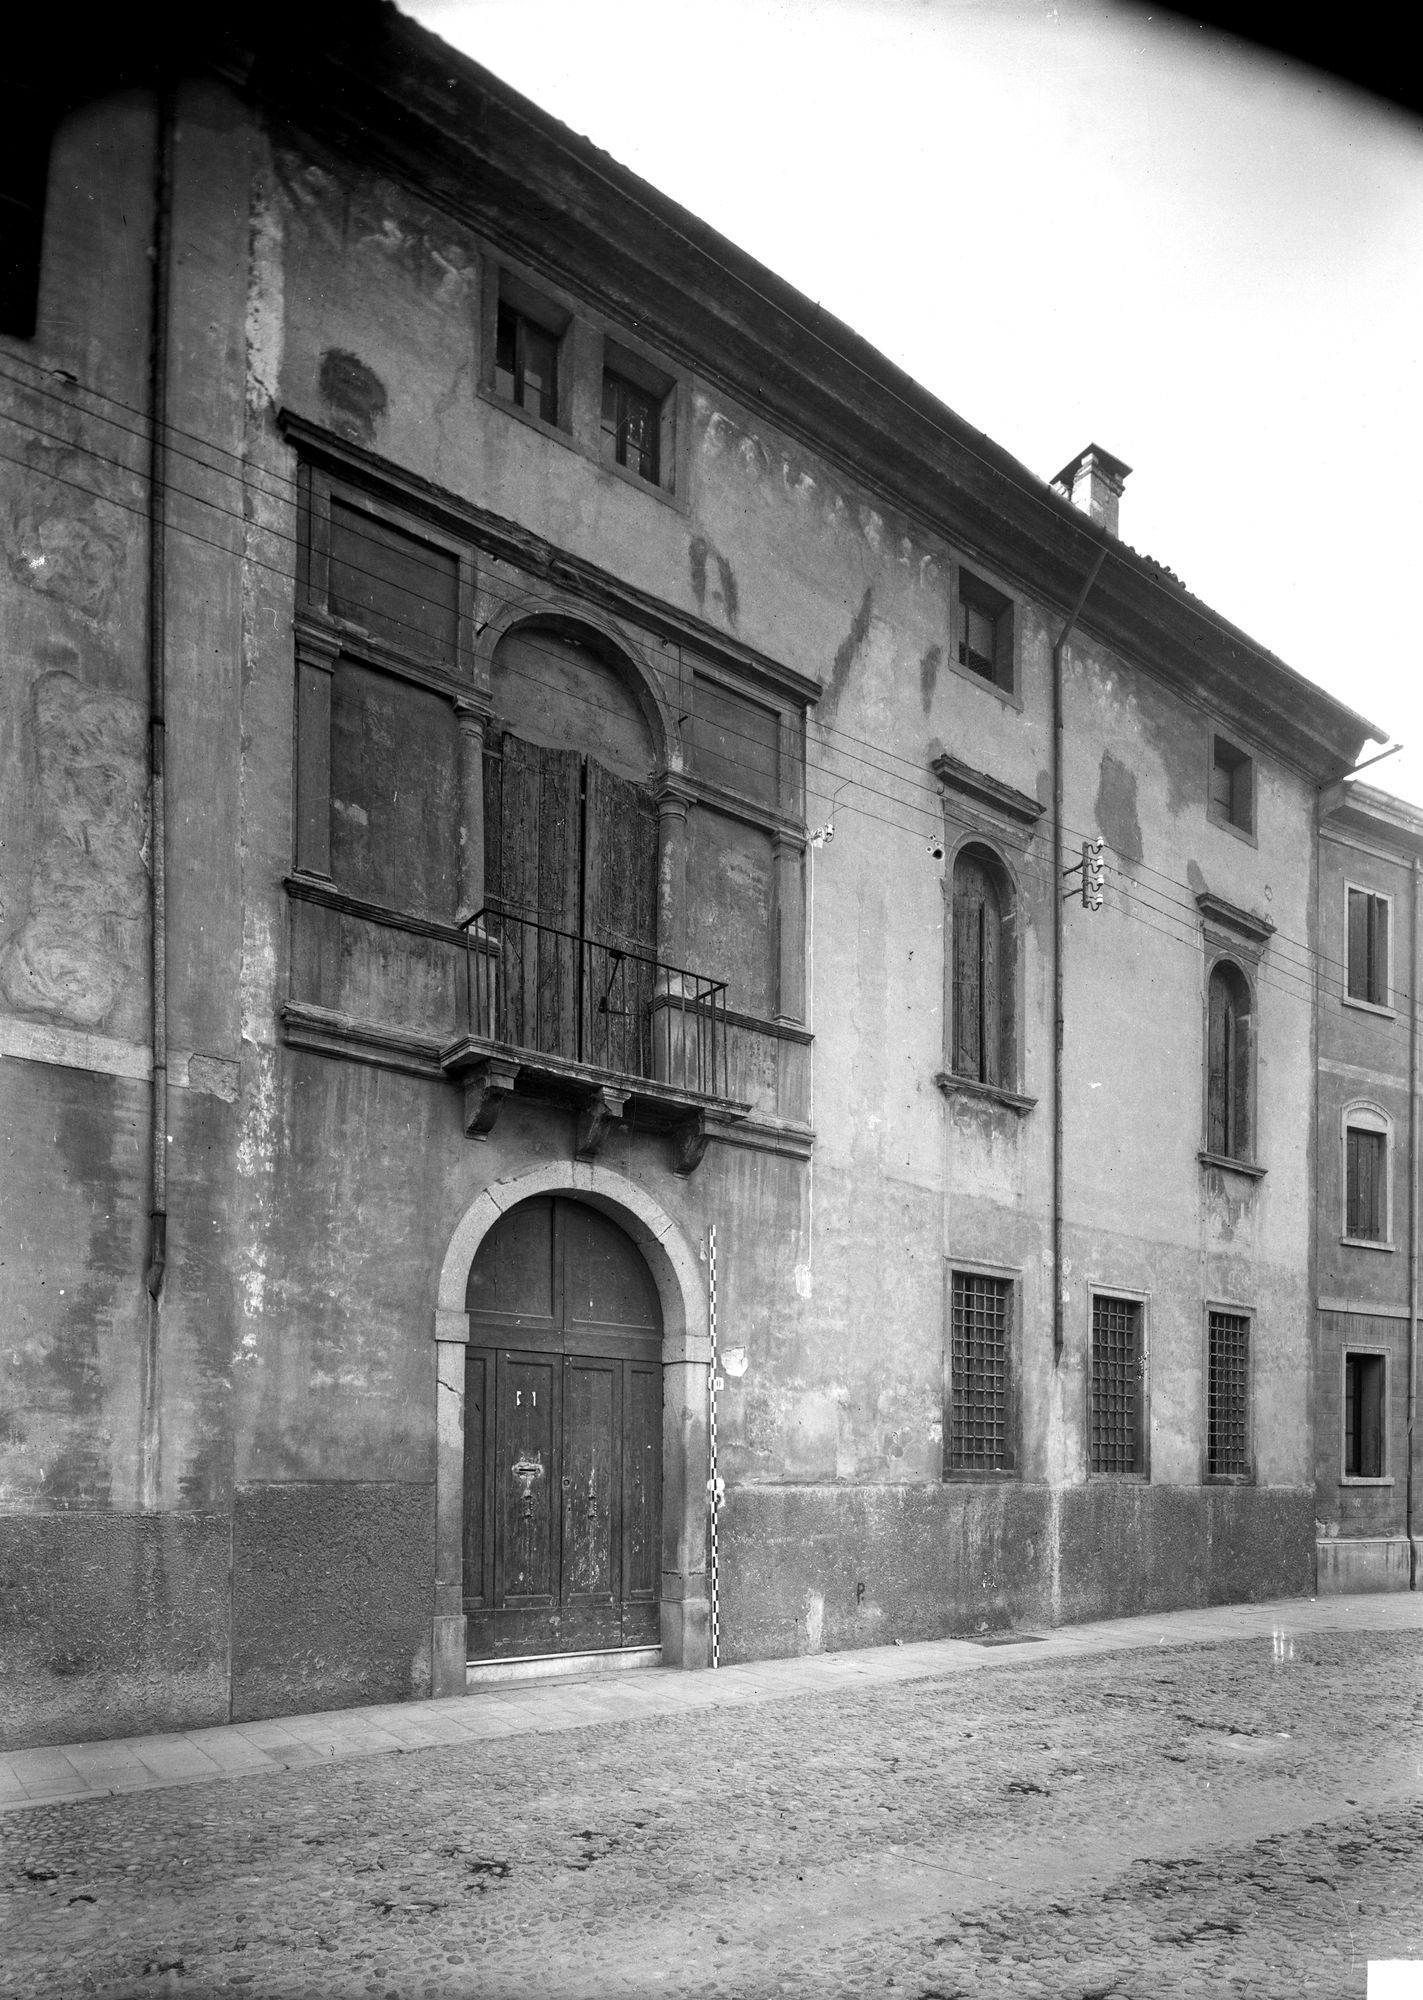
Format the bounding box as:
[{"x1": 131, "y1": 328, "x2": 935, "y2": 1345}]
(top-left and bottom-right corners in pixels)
[
  {"x1": 1315, "y1": 782, "x2": 1421, "y2": 1593},
  {"x1": 0, "y1": 10, "x2": 1385, "y2": 1749}
]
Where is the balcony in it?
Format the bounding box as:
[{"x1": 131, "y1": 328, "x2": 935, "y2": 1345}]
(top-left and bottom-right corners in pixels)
[{"x1": 439, "y1": 908, "x2": 749, "y2": 1172}]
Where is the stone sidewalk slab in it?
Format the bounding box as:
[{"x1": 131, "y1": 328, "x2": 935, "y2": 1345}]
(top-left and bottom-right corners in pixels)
[{"x1": 1, "y1": 1589, "x2": 1417, "y2": 1814}]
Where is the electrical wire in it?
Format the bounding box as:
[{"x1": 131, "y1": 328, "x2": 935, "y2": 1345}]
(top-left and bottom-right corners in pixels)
[{"x1": 0, "y1": 381, "x2": 1393, "y2": 1010}]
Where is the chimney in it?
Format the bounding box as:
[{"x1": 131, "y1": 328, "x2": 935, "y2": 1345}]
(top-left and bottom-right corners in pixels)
[{"x1": 1050, "y1": 443, "x2": 1132, "y2": 539}]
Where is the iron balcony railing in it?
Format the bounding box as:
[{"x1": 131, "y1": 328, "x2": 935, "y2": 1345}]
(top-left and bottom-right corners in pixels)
[{"x1": 460, "y1": 907, "x2": 732, "y2": 1101}]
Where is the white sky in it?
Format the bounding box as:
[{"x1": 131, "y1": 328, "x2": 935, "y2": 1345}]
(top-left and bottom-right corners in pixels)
[{"x1": 405, "y1": 0, "x2": 1423, "y2": 800}]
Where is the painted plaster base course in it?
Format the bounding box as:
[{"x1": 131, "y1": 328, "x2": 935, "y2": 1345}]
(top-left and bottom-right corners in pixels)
[
  {"x1": 0, "y1": 1512, "x2": 229, "y2": 1751},
  {"x1": 1, "y1": 1604, "x2": 1419, "y2": 1998},
  {"x1": 230, "y1": 1481, "x2": 435, "y2": 1721},
  {"x1": 721, "y1": 1481, "x2": 1315, "y2": 1659}
]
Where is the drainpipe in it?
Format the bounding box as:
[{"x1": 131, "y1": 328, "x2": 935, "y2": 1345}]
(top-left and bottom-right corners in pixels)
[
  {"x1": 1409, "y1": 858, "x2": 1419, "y2": 1585},
  {"x1": 141, "y1": 78, "x2": 174, "y2": 1498},
  {"x1": 1052, "y1": 548, "x2": 1107, "y2": 1363}
]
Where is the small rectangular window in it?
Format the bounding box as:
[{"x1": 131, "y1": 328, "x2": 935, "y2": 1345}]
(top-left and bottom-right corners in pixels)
[
  {"x1": 1344, "y1": 1352, "x2": 1385, "y2": 1477},
  {"x1": 1346, "y1": 888, "x2": 1389, "y2": 1006},
  {"x1": 947, "y1": 1273, "x2": 1012, "y2": 1473},
  {"x1": 1345, "y1": 1125, "x2": 1386, "y2": 1240},
  {"x1": 956, "y1": 570, "x2": 1014, "y2": 693},
  {"x1": 1090, "y1": 1295, "x2": 1143, "y2": 1475},
  {"x1": 600, "y1": 338, "x2": 677, "y2": 494},
  {"x1": 602, "y1": 369, "x2": 661, "y2": 484},
  {"x1": 1207, "y1": 1310, "x2": 1249, "y2": 1477},
  {"x1": 1210, "y1": 736, "x2": 1254, "y2": 835},
  {"x1": 495, "y1": 303, "x2": 559, "y2": 424}
]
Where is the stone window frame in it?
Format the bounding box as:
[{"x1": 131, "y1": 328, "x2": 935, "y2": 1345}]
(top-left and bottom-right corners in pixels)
[
  {"x1": 1339, "y1": 1344, "x2": 1392, "y2": 1486},
  {"x1": 1340, "y1": 1100, "x2": 1394, "y2": 1251},
  {"x1": 1196, "y1": 891, "x2": 1271, "y2": 1181},
  {"x1": 476, "y1": 248, "x2": 691, "y2": 509},
  {"x1": 1207, "y1": 729, "x2": 1257, "y2": 844},
  {"x1": 931, "y1": 754, "x2": 1043, "y2": 1116},
  {"x1": 1203, "y1": 954, "x2": 1256, "y2": 1166},
  {"x1": 941, "y1": 1257, "x2": 1021, "y2": 1482},
  {"x1": 291, "y1": 461, "x2": 478, "y2": 894},
  {"x1": 1202, "y1": 1298, "x2": 1255, "y2": 1485},
  {"x1": 678, "y1": 653, "x2": 809, "y2": 1030},
  {"x1": 949, "y1": 561, "x2": 1021, "y2": 709},
  {"x1": 1085, "y1": 1282, "x2": 1152, "y2": 1482},
  {"x1": 1342, "y1": 879, "x2": 1396, "y2": 1017}
]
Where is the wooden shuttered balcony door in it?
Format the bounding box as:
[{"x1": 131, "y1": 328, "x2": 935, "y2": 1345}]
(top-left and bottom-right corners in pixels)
[
  {"x1": 483, "y1": 732, "x2": 659, "y2": 1077},
  {"x1": 953, "y1": 852, "x2": 1003, "y2": 1087},
  {"x1": 463, "y1": 1196, "x2": 663, "y2": 1661}
]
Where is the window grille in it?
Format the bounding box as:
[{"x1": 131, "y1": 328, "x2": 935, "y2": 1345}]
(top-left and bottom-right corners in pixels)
[
  {"x1": 1090, "y1": 1295, "x2": 1142, "y2": 1474},
  {"x1": 948, "y1": 1273, "x2": 1011, "y2": 1472},
  {"x1": 1207, "y1": 1310, "x2": 1249, "y2": 1476}
]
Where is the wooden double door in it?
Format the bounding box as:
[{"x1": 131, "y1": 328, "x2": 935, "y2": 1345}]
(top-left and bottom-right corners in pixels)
[{"x1": 463, "y1": 1196, "x2": 663, "y2": 1660}]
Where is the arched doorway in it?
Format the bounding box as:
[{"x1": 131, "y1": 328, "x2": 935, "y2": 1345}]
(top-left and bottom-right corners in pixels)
[{"x1": 462, "y1": 1195, "x2": 664, "y2": 1660}]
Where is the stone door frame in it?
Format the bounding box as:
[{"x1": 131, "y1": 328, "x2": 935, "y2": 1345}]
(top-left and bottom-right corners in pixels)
[{"x1": 431, "y1": 1161, "x2": 711, "y2": 1693}]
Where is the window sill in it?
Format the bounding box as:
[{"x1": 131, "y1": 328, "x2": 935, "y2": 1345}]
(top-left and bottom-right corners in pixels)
[
  {"x1": 1341, "y1": 995, "x2": 1396, "y2": 1020},
  {"x1": 942, "y1": 1468, "x2": 1020, "y2": 1483},
  {"x1": 1341, "y1": 1237, "x2": 1396, "y2": 1253},
  {"x1": 1198, "y1": 1151, "x2": 1266, "y2": 1179},
  {"x1": 935, "y1": 1072, "x2": 1036, "y2": 1115},
  {"x1": 483, "y1": 385, "x2": 575, "y2": 450},
  {"x1": 945, "y1": 653, "x2": 1022, "y2": 712},
  {"x1": 1339, "y1": 1475, "x2": 1394, "y2": 1487},
  {"x1": 1206, "y1": 808, "x2": 1258, "y2": 848},
  {"x1": 597, "y1": 448, "x2": 684, "y2": 511},
  {"x1": 1204, "y1": 1472, "x2": 1255, "y2": 1486},
  {"x1": 1088, "y1": 1470, "x2": 1150, "y2": 1483}
]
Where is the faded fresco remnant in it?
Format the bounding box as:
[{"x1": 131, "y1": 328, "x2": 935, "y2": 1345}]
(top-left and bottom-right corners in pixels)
[{"x1": 2, "y1": 672, "x2": 148, "y2": 1029}]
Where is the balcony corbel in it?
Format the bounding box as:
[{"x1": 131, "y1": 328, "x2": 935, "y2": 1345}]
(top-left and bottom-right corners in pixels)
[
  {"x1": 671, "y1": 1110, "x2": 710, "y2": 1177},
  {"x1": 576, "y1": 1085, "x2": 630, "y2": 1159},
  {"x1": 443, "y1": 1044, "x2": 521, "y2": 1137}
]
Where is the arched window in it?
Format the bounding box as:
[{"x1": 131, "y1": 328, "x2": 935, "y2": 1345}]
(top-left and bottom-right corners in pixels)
[
  {"x1": 1206, "y1": 960, "x2": 1252, "y2": 1160},
  {"x1": 952, "y1": 847, "x2": 1012, "y2": 1088},
  {"x1": 1342, "y1": 1103, "x2": 1391, "y2": 1245}
]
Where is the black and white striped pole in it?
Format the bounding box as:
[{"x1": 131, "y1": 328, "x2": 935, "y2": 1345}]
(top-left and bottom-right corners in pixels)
[{"x1": 707, "y1": 1223, "x2": 724, "y2": 1668}]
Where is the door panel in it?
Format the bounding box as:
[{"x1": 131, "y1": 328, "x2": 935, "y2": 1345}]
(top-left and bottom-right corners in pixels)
[
  {"x1": 559, "y1": 1357, "x2": 623, "y2": 1651},
  {"x1": 495, "y1": 1353, "x2": 560, "y2": 1606}
]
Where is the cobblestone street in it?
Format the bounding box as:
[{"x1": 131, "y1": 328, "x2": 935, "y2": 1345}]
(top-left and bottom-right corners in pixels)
[{"x1": 3, "y1": 1599, "x2": 1421, "y2": 2000}]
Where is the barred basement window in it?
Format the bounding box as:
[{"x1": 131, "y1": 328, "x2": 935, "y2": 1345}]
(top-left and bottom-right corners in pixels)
[
  {"x1": 947, "y1": 1272, "x2": 1013, "y2": 1474},
  {"x1": 1090, "y1": 1294, "x2": 1144, "y2": 1475},
  {"x1": 1207, "y1": 1310, "x2": 1250, "y2": 1477}
]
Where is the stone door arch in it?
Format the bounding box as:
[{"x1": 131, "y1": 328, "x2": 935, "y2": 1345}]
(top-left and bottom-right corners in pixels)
[{"x1": 432, "y1": 1161, "x2": 710, "y2": 1692}]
